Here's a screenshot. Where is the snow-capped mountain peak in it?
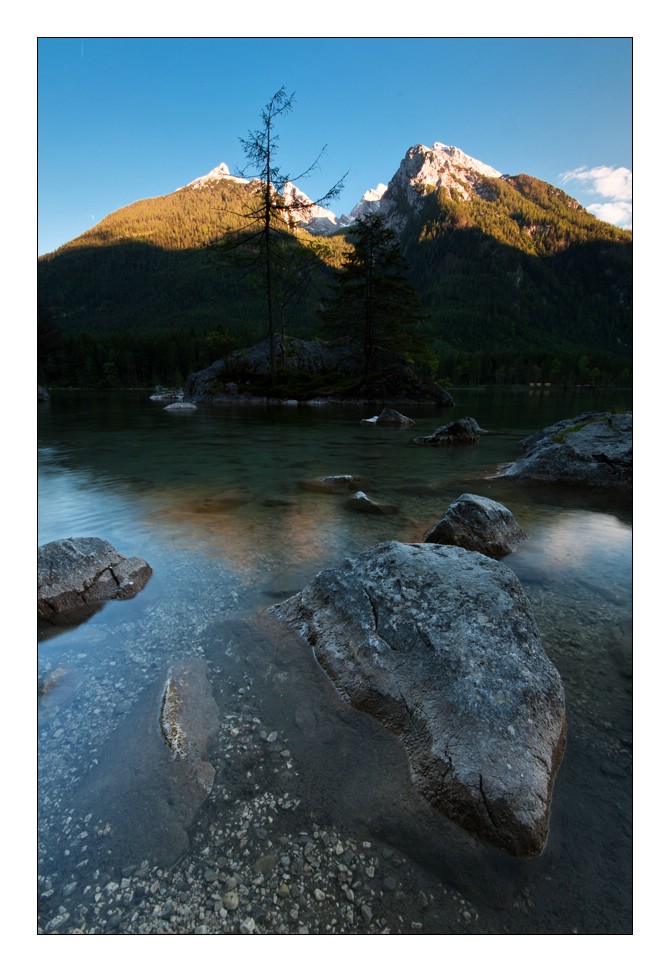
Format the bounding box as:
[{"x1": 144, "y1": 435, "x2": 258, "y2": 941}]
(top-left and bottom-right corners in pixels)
[
  {"x1": 181, "y1": 142, "x2": 503, "y2": 234},
  {"x1": 431, "y1": 143, "x2": 502, "y2": 179},
  {"x1": 182, "y1": 163, "x2": 249, "y2": 190},
  {"x1": 362, "y1": 183, "x2": 388, "y2": 202},
  {"x1": 385, "y1": 142, "x2": 503, "y2": 213},
  {"x1": 281, "y1": 181, "x2": 339, "y2": 230}
]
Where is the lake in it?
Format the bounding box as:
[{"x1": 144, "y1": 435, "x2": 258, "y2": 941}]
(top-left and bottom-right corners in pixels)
[{"x1": 37, "y1": 388, "x2": 632, "y2": 934}]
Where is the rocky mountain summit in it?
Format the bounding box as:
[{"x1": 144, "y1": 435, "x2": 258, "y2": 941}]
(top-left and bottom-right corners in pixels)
[
  {"x1": 293, "y1": 142, "x2": 508, "y2": 235},
  {"x1": 181, "y1": 142, "x2": 513, "y2": 237}
]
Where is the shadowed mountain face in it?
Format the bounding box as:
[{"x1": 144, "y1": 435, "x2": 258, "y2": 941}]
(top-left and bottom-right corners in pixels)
[{"x1": 37, "y1": 149, "x2": 631, "y2": 363}]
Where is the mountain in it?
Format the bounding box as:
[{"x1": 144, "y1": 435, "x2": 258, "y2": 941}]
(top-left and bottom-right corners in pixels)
[
  {"x1": 38, "y1": 142, "x2": 632, "y2": 387},
  {"x1": 181, "y1": 161, "x2": 250, "y2": 189}
]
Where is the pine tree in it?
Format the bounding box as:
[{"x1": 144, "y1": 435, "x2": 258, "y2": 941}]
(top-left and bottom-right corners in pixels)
[{"x1": 322, "y1": 212, "x2": 425, "y2": 379}]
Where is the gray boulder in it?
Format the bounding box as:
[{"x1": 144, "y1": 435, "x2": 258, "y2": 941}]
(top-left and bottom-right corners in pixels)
[
  {"x1": 164, "y1": 401, "x2": 197, "y2": 411},
  {"x1": 270, "y1": 541, "x2": 566, "y2": 856},
  {"x1": 413, "y1": 416, "x2": 483, "y2": 445},
  {"x1": 424, "y1": 493, "x2": 528, "y2": 558},
  {"x1": 494, "y1": 411, "x2": 632, "y2": 487},
  {"x1": 38, "y1": 537, "x2": 152, "y2": 620},
  {"x1": 361, "y1": 408, "x2": 415, "y2": 426}
]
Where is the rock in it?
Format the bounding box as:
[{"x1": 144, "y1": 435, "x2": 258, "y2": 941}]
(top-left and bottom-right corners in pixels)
[
  {"x1": 222, "y1": 890, "x2": 239, "y2": 911},
  {"x1": 493, "y1": 411, "x2": 632, "y2": 488},
  {"x1": 361, "y1": 408, "x2": 415, "y2": 426},
  {"x1": 164, "y1": 401, "x2": 197, "y2": 411},
  {"x1": 346, "y1": 491, "x2": 399, "y2": 515},
  {"x1": 158, "y1": 660, "x2": 219, "y2": 800},
  {"x1": 341, "y1": 366, "x2": 454, "y2": 406},
  {"x1": 76, "y1": 658, "x2": 219, "y2": 868},
  {"x1": 184, "y1": 338, "x2": 454, "y2": 405},
  {"x1": 269, "y1": 541, "x2": 566, "y2": 856},
  {"x1": 413, "y1": 416, "x2": 483, "y2": 445},
  {"x1": 299, "y1": 474, "x2": 364, "y2": 494},
  {"x1": 38, "y1": 537, "x2": 152, "y2": 620},
  {"x1": 423, "y1": 494, "x2": 528, "y2": 558},
  {"x1": 253, "y1": 854, "x2": 277, "y2": 875},
  {"x1": 38, "y1": 385, "x2": 50, "y2": 402}
]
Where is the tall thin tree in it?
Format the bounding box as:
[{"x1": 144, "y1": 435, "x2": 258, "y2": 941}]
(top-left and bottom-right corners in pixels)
[{"x1": 228, "y1": 87, "x2": 346, "y2": 382}]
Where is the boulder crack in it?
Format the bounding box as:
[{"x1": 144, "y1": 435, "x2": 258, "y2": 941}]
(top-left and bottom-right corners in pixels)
[
  {"x1": 363, "y1": 588, "x2": 379, "y2": 632},
  {"x1": 479, "y1": 774, "x2": 497, "y2": 829}
]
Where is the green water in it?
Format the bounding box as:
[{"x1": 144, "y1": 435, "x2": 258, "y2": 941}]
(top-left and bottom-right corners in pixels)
[{"x1": 37, "y1": 388, "x2": 632, "y2": 933}]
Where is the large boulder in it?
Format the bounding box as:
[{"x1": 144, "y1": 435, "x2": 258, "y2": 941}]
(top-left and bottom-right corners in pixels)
[
  {"x1": 424, "y1": 493, "x2": 528, "y2": 558},
  {"x1": 270, "y1": 541, "x2": 566, "y2": 856},
  {"x1": 78, "y1": 658, "x2": 219, "y2": 866},
  {"x1": 38, "y1": 537, "x2": 152, "y2": 620},
  {"x1": 413, "y1": 416, "x2": 482, "y2": 445},
  {"x1": 494, "y1": 411, "x2": 632, "y2": 487}
]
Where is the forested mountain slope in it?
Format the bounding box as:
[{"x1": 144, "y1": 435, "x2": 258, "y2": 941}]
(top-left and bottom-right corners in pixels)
[{"x1": 38, "y1": 146, "x2": 632, "y2": 387}]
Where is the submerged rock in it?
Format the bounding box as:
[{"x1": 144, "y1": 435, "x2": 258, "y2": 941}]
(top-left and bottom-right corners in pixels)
[
  {"x1": 493, "y1": 411, "x2": 632, "y2": 488},
  {"x1": 424, "y1": 494, "x2": 528, "y2": 558},
  {"x1": 77, "y1": 658, "x2": 219, "y2": 867},
  {"x1": 413, "y1": 416, "x2": 483, "y2": 445},
  {"x1": 38, "y1": 537, "x2": 152, "y2": 620},
  {"x1": 194, "y1": 487, "x2": 251, "y2": 513},
  {"x1": 299, "y1": 474, "x2": 364, "y2": 494},
  {"x1": 270, "y1": 541, "x2": 566, "y2": 856},
  {"x1": 159, "y1": 660, "x2": 219, "y2": 795},
  {"x1": 346, "y1": 491, "x2": 399, "y2": 515}
]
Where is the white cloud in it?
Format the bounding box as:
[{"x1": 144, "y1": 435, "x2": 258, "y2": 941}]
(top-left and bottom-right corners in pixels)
[
  {"x1": 586, "y1": 200, "x2": 632, "y2": 230},
  {"x1": 559, "y1": 164, "x2": 632, "y2": 229}
]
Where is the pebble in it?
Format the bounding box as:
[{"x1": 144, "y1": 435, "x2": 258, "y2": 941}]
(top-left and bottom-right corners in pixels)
[
  {"x1": 221, "y1": 891, "x2": 239, "y2": 911},
  {"x1": 38, "y1": 701, "x2": 479, "y2": 936}
]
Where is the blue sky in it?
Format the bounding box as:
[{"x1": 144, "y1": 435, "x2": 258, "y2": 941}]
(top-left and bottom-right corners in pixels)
[{"x1": 37, "y1": 37, "x2": 632, "y2": 255}]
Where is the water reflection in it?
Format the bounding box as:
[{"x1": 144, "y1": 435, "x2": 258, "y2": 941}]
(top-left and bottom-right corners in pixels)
[{"x1": 37, "y1": 390, "x2": 632, "y2": 934}]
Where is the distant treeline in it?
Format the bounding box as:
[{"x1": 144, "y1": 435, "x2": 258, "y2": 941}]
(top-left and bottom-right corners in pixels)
[
  {"x1": 38, "y1": 310, "x2": 631, "y2": 391},
  {"x1": 38, "y1": 306, "x2": 261, "y2": 389}
]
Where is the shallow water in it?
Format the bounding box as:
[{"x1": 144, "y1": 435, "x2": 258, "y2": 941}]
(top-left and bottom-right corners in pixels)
[{"x1": 37, "y1": 388, "x2": 632, "y2": 934}]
